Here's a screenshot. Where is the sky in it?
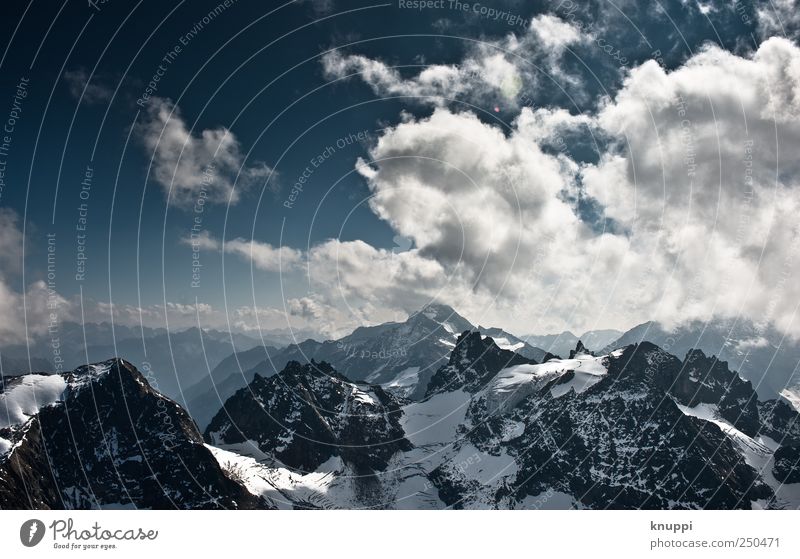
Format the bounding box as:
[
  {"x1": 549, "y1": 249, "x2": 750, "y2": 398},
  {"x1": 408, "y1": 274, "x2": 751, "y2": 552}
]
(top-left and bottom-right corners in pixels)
[{"x1": 1, "y1": 0, "x2": 799, "y2": 343}]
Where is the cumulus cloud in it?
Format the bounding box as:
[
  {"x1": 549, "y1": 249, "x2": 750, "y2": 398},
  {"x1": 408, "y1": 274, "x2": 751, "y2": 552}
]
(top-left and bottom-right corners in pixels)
[
  {"x1": 582, "y1": 37, "x2": 800, "y2": 333},
  {"x1": 306, "y1": 239, "x2": 447, "y2": 309},
  {"x1": 349, "y1": 107, "x2": 623, "y2": 332},
  {"x1": 223, "y1": 238, "x2": 303, "y2": 272},
  {"x1": 302, "y1": 37, "x2": 800, "y2": 337},
  {"x1": 138, "y1": 97, "x2": 274, "y2": 209},
  {"x1": 321, "y1": 14, "x2": 586, "y2": 109},
  {"x1": 179, "y1": 35, "x2": 800, "y2": 339}
]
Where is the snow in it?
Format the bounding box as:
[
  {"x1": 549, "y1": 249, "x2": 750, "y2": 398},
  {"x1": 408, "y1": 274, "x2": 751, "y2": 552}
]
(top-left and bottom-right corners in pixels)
[
  {"x1": 674, "y1": 401, "x2": 800, "y2": 508},
  {"x1": 401, "y1": 390, "x2": 470, "y2": 446},
  {"x1": 0, "y1": 437, "x2": 10, "y2": 456},
  {"x1": 69, "y1": 363, "x2": 114, "y2": 391},
  {"x1": 0, "y1": 374, "x2": 67, "y2": 429},
  {"x1": 483, "y1": 355, "x2": 608, "y2": 412},
  {"x1": 206, "y1": 444, "x2": 441, "y2": 510},
  {"x1": 438, "y1": 338, "x2": 456, "y2": 348},
  {"x1": 351, "y1": 386, "x2": 377, "y2": 405},
  {"x1": 500, "y1": 420, "x2": 525, "y2": 442},
  {"x1": 449, "y1": 443, "x2": 518, "y2": 485},
  {"x1": 550, "y1": 370, "x2": 605, "y2": 398},
  {"x1": 482, "y1": 335, "x2": 524, "y2": 352},
  {"x1": 779, "y1": 388, "x2": 800, "y2": 413},
  {"x1": 382, "y1": 366, "x2": 420, "y2": 390}
]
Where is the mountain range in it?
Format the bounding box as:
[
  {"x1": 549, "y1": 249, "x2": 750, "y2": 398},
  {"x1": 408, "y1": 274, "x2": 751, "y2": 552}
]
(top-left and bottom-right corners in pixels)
[
  {"x1": 0, "y1": 322, "x2": 266, "y2": 402},
  {"x1": 183, "y1": 304, "x2": 552, "y2": 428},
  {"x1": 519, "y1": 329, "x2": 623, "y2": 359},
  {"x1": 2, "y1": 305, "x2": 799, "y2": 509}
]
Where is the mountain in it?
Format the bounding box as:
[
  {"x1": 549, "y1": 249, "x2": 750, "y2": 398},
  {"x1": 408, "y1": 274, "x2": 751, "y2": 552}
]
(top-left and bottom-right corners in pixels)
[
  {"x1": 0, "y1": 322, "x2": 267, "y2": 405},
  {"x1": 602, "y1": 320, "x2": 800, "y2": 401},
  {"x1": 82, "y1": 327, "x2": 266, "y2": 402},
  {"x1": 4, "y1": 332, "x2": 799, "y2": 509},
  {"x1": 520, "y1": 329, "x2": 622, "y2": 357},
  {"x1": 425, "y1": 331, "x2": 535, "y2": 395},
  {"x1": 185, "y1": 303, "x2": 550, "y2": 429},
  {"x1": 206, "y1": 361, "x2": 411, "y2": 472},
  {"x1": 202, "y1": 336, "x2": 800, "y2": 509},
  {"x1": 181, "y1": 345, "x2": 278, "y2": 428},
  {"x1": 0, "y1": 359, "x2": 268, "y2": 509},
  {"x1": 204, "y1": 361, "x2": 427, "y2": 509},
  {"x1": 475, "y1": 327, "x2": 551, "y2": 362}
]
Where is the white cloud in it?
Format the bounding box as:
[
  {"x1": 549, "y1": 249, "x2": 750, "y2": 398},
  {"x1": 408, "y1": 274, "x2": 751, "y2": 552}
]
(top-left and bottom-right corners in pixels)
[
  {"x1": 582, "y1": 37, "x2": 800, "y2": 334},
  {"x1": 530, "y1": 13, "x2": 585, "y2": 50},
  {"x1": 180, "y1": 233, "x2": 302, "y2": 272},
  {"x1": 222, "y1": 238, "x2": 303, "y2": 272},
  {"x1": 321, "y1": 51, "x2": 480, "y2": 104},
  {"x1": 355, "y1": 108, "x2": 578, "y2": 293},
  {"x1": 320, "y1": 14, "x2": 586, "y2": 109},
  {"x1": 138, "y1": 97, "x2": 274, "y2": 209},
  {"x1": 180, "y1": 36, "x2": 800, "y2": 340},
  {"x1": 756, "y1": 0, "x2": 800, "y2": 39},
  {"x1": 0, "y1": 213, "x2": 70, "y2": 345},
  {"x1": 0, "y1": 209, "x2": 23, "y2": 275},
  {"x1": 302, "y1": 37, "x2": 800, "y2": 338},
  {"x1": 306, "y1": 239, "x2": 446, "y2": 306}
]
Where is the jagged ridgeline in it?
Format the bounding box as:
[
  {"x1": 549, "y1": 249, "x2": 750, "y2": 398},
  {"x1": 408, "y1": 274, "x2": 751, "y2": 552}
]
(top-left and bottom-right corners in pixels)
[{"x1": 1, "y1": 330, "x2": 799, "y2": 509}]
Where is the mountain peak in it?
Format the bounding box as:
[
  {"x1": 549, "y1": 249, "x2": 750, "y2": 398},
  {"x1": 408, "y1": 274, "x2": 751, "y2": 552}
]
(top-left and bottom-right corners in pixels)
[
  {"x1": 425, "y1": 330, "x2": 534, "y2": 395},
  {"x1": 0, "y1": 360, "x2": 266, "y2": 509},
  {"x1": 407, "y1": 303, "x2": 474, "y2": 335},
  {"x1": 416, "y1": 302, "x2": 466, "y2": 323}
]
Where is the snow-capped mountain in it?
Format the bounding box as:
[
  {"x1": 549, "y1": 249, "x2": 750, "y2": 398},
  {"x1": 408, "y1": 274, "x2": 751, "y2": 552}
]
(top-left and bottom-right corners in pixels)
[
  {"x1": 4, "y1": 319, "x2": 798, "y2": 510},
  {"x1": 201, "y1": 334, "x2": 800, "y2": 509},
  {"x1": 475, "y1": 327, "x2": 552, "y2": 362},
  {"x1": 185, "y1": 304, "x2": 549, "y2": 428},
  {"x1": 602, "y1": 320, "x2": 800, "y2": 401},
  {"x1": 0, "y1": 359, "x2": 267, "y2": 509}
]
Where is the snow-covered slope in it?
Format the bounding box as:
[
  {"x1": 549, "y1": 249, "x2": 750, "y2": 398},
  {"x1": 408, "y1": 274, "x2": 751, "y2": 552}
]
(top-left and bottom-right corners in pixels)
[
  {"x1": 6, "y1": 333, "x2": 799, "y2": 510},
  {"x1": 201, "y1": 334, "x2": 800, "y2": 509},
  {"x1": 481, "y1": 352, "x2": 608, "y2": 413}
]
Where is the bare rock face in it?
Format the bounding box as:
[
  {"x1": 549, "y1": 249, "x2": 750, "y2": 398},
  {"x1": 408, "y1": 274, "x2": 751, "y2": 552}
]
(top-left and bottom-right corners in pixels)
[
  {"x1": 0, "y1": 359, "x2": 267, "y2": 510},
  {"x1": 205, "y1": 360, "x2": 411, "y2": 473}
]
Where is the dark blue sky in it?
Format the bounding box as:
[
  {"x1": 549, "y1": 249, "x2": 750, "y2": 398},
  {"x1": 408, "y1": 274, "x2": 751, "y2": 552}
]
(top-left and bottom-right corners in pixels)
[{"x1": 0, "y1": 0, "x2": 784, "y2": 336}]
